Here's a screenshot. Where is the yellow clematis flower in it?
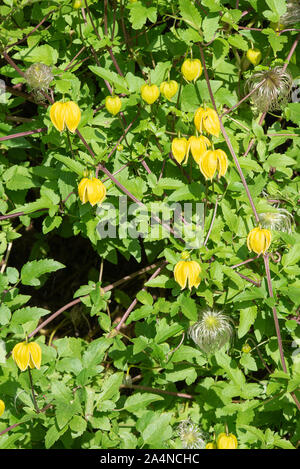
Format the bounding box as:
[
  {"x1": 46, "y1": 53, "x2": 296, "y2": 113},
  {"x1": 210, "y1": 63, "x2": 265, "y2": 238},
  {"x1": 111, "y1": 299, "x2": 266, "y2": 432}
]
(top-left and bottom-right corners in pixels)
[
  {"x1": 160, "y1": 80, "x2": 178, "y2": 100},
  {"x1": 186, "y1": 135, "x2": 211, "y2": 164},
  {"x1": 246, "y1": 48, "x2": 262, "y2": 66},
  {"x1": 181, "y1": 58, "x2": 202, "y2": 82},
  {"x1": 247, "y1": 227, "x2": 272, "y2": 255},
  {"x1": 12, "y1": 341, "x2": 42, "y2": 372},
  {"x1": 199, "y1": 149, "x2": 228, "y2": 180},
  {"x1": 216, "y1": 433, "x2": 238, "y2": 450},
  {"x1": 194, "y1": 107, "x2": 220, "y2": 137},
  {"x1": 0, "y1": 399, "x2": 5, "y2": 417},
  {"x1": 105, "y1": 95, "x2": 122, "y2": 115},
  {"x1": 50, "y1": 101, "x2": 81, "y2": 133},
  {"x1": 174, "y1": 253, "x2": 201, "y2": 290},
  {"x1": 141, "y1": 84, "x2": 160, "y2": 104},
  {"x1": 78, "y1": 177, "x2": 106, "y2": 206},
  {"x1": 171, "y1": 137, "x2": 188, "y2": 164}
]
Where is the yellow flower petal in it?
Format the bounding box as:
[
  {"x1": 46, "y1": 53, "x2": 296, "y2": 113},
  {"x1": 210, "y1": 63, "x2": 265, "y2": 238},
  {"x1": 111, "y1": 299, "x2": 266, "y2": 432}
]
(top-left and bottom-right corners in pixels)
[
  {"x1": 194, "y1": 107, "x2": 205, "y2": 133},
  {"x1": 186, "y1": 261, "x2": 201, "y2": 290},
  {"x1": 215, "y1": 149, "x2": 228, "y2": 177},
  {"x1": 64, "y1": 101, "x2": 81, "y2": 133},
  {"x1": 50, "y1": 101, "x2": 66, "y2": 132},
  {"x1": 78, "y1": 178, "x2": 89, "y2": 204},
  {"x1": 202, "y1": 108, "x2": 220, "y2": 137},
  {"x1": 28, "y1": 342, "x2": 42, "y2": 370},
  {"x1": 199, "y1": 150, "x2": 217, "y2": 180},
  {"x1": 174, "y1": 261, "x2": 189, "y2": 289},
  {"x1": 12, "y1": 342, "x2": 30, "y2": 371}
]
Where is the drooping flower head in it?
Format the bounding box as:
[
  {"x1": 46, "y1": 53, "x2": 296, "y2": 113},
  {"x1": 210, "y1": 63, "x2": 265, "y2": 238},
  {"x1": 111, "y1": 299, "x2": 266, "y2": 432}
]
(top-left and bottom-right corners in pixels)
[
  {"x1": 141, "y1": 84, "x2": 160, "y2": 104},
  {"x1": 247, "y1": 227, "x2": 272, "y2": 255},
  {"x1": 258, "y1": 208, "x2": 294, "y2": 234},
  {"x1": 181, "y1": 58, "x2": 202, "y2": 82},
  {"x1": 105, "y1": 95, "x2": 122, "y2": 115},
  {"x1": 50, "y1": 101, "x2": 81, "y2": 133},
  {"x1": 216, "y1": 432, "x2": 238, "y2": 449},
  {"x1": 188, "y1": 310, "x2": 234, "y2": 354},
  {"x1": 177, "y1": 420, "x2": 206, "y2": 449},
  {"x1": 12, "y1": 341, "x2": 42, "y2": 372},
  {"x1": 174, "y1": 252, "x2": 201, "y2": 290},
  {"x1": 160, "y1": 80, "x2": 178, "y2": 100},
  {"x1": 199, "y1": 149, "x2": 228, "y2": 180},
  {"x1": 171, "y1": 137, "x2": 188, "y2": 164},
  {"x1": 245, "y1": 67, "x2": 293, "y2": 112},
  {"x1": 78, "y1": 177, "x2": 106, "y2": 206}
]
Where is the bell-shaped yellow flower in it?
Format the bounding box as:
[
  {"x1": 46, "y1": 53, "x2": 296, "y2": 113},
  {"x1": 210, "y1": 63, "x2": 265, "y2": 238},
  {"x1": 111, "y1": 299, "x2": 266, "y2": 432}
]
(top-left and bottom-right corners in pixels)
[
  {"x1": 105, "y1": 96, "x2": 122, "y2": 115},
  {"x1": 194, "y1": 107, "x2": 220, "y2": 137},
  {"x1": 12, "y1": 341, "x2": 42, "y2": 372},
  {"x1": 160, "y1": 80, "x2": 178, "y2": 100},
  {"x1": 0, "y1": 399, "x2": 5, "y2": 417},
  {"x1": 78, "y1": 177, "x2": 106, "y2": 206},
  {"x1": 187, "y1": 135, "x2": 211, "y2": 164},
  {"x1": 50, "y1": 101, "x2": 81, "y2": 133},
  {"x1": 216, "y1": 433, "x2": 238, "y2": 449},
  {"x1": 141, "y1": 84, "x2": 160, "y2": 104},
  {"x1": 199, "y1": 149, "x2": 228, "y2": 180},
  {"x1": 171, "y1": 137, "x2": 188, "y2": 164},
  {"x1": 174, "y1": 256, "x2": 201, "y2": 290},
  {"x1": 246, "y1": 48, "x2": 262, "y2": 66},
  {"x1": 247, "y1": 227, "x2": 272, "y2": 255},
  {"x1": 181, "y1": 58, "x2": 202, "y2": 82}
]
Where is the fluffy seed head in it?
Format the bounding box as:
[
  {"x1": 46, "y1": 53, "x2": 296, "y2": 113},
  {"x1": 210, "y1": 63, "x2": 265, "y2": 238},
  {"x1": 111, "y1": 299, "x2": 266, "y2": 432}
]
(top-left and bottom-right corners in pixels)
[
  {"x1": 258, "y1": 208, "x2": 294, "y2": 233},
  {"x1": 177, "y1": 420, "x2": 206, "y2": 449},
  {"x1": 188, "y1": 310, "x2": 234, "y2": 354},
  {"x1": 25, "y1": 63, "x2": 53, "y2": 91},
  {"x1": 245, "y1": 67, "x2": 293, "y2": 112},
  {"x1": 279, "y1": 0, "x2": 300, "y2": 26}
]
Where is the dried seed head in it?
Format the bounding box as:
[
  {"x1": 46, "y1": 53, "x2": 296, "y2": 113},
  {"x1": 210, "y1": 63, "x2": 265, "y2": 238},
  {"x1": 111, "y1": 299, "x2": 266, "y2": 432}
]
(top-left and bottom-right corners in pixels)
[
  {"x1": 280, "y1": 0, "x2": 300, "y2": 26},
  {"x1": 245, "y1": 67, "x2": 293, "y2": 112},
  {"x1": 25, "y1": 63, "x2": 53, "y2": 91},
  {"x1": 258, "y1": 208, "x2": 294, "y2": 233},
  {"x1": 177, "y1": 420, "x2": 206, "y2": 449},
  {"x1": 188, "y1": 310, "x2": 234, "y2": 354}
]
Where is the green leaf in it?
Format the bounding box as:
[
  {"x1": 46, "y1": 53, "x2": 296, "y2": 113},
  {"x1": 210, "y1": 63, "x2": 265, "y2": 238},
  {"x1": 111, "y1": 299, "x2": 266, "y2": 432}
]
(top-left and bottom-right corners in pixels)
[
  {"x1": 89, "y1": 65, "x2": 129, "y2": 94},
  {"x1": 124, "y1": 393, "x2": 164, "y2": 413},
  {"x1": 238, "y1": 306, "x2": 257, "y2": 338},
  {"x1": 53, "y1": 154, "x2": 85, "y2": 177},
  {"x1": 179, "y1": 0, "x2": 202, "y2": 30},
  {"x1": 11, "y1": 307, "x2": 50, "y2": 325},
  {"x1": 21, "y1": 258, "x2": 65, "y2": 286},
  {"x1": 12, "y1": 44, "x2": 58, "y2": 65},
  {"x1": 136, "y1": 290, "x2": 153, "y2": 306}
]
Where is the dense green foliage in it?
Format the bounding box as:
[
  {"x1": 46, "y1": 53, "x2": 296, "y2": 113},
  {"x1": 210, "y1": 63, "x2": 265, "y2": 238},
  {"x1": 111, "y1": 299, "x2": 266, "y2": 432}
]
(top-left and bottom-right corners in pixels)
[{"x1": 0, "y1": 0, "x2": 299, "y2": 450}]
